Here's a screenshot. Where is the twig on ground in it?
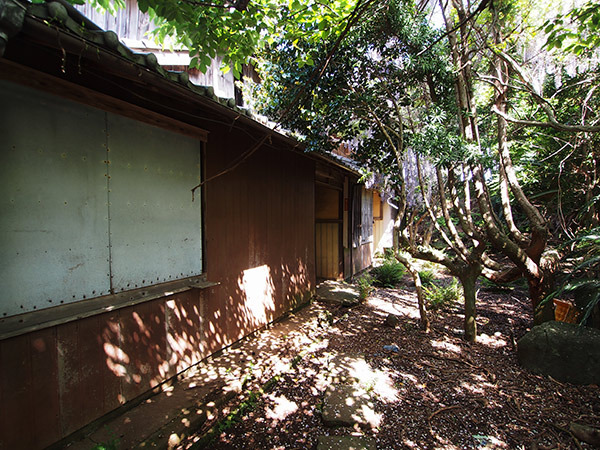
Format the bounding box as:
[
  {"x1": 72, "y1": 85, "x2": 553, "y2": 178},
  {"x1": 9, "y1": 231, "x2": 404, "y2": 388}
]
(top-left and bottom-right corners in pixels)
[{"x1": 428, "y1": 405, "x2": 461, "y2": 421}]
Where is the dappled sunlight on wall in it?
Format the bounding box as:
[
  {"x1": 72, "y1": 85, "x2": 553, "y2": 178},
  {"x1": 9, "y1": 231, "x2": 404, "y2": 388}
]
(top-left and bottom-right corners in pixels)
[
  {"x1": 207, "y1": 257, "x2": 314, "y2": 349},
  {"x1": 239, "y1": 264, "x2": 276, "y2": 327},
  {"x1": 281, "y1": 258, "x2": 312, "y2": 310},
  {"x1": 96, "y1": 290, "x2": 205, "y2": 408},
  {"x1": 166, "y1": 298, "x2": 205, "y2": 374}
]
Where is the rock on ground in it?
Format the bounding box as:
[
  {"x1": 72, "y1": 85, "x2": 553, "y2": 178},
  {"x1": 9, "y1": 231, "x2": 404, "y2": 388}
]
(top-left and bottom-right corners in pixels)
[
  {"x1": 322, "y1": 384, "x2": 381, "y2": 429},
  {"x1": 316, "y1": 281, "x2": 361, "y2": 306},
  {"x1": 517, "y1": 321, "x2": 600, "y2": 385},
  {"x1": 384, "y1": 313, "x2": 401, "y2": 327}
]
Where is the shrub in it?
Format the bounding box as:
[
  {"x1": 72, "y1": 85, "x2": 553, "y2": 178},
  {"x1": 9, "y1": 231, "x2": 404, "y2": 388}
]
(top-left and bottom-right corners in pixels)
[
  {"x1": 356, "y1": 273, "x2": 374, "y2": 300},
  {"x1": 418, "y1": 269, "x2": 435, "y2": 286},
  {"x1": 425, "y1": 279, "x2": 463, "y2": 310},
  {"x1": 371, "y1": 261, "x2": 406, "y2": 288}
]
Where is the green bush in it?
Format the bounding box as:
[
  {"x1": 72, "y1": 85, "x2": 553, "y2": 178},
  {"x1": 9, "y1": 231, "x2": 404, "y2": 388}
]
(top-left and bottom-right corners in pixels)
[
  {"x1": 425, "y1": 279, "x2": 463, "y2": 310},
  {"x1": 418, "y1": 269, "x2": 435, "y2": 286},
  {"x1": 356, "y1": 273, "x2": 374, "y2": 300},
  {"x1": 371, "y1": 261, "x2": 406, "y2": 288}
]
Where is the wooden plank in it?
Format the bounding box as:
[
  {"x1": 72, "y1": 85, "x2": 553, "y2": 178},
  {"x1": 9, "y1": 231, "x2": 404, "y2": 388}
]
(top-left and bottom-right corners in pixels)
[
  {"x1": 57, "y1": 320, "x2": 82, "y2": 437},
  {"x1": 0, "y1": 335, "x2": 35, "y2": 449},
  {"x1": 119, "y1": 300, "x2": 168, "y2": 401},
  {"x1": 0, "y1": 276, "x2": 217, "y2": 340},
  {"x1": 29, "y1": 328, "x2": 61, "y2": 448},
  {"x1": 166, "y1": 290, "x2": 204, "y2": 375}
]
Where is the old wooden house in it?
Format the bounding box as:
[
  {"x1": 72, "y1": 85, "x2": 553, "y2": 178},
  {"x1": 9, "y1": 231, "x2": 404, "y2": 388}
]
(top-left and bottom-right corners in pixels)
[{"x1": 0, "y1": 1, "x2": 377, "y2": 448}]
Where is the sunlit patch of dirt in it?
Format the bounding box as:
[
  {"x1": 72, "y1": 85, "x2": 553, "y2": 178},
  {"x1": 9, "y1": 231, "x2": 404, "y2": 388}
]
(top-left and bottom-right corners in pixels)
[{"x1": 186, "y1": 283, "x2": 600, "y2": 450}]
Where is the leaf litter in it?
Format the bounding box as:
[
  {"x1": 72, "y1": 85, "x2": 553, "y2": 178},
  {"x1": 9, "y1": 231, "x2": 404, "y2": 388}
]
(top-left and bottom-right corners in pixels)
[{"x1": 182, "y1": 282, "x2": 599, "y2": 450}]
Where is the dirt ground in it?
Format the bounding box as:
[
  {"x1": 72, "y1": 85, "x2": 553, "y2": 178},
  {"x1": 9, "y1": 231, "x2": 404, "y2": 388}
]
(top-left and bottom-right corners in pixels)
[{"x1": 185, "y1": 279, "x2": 599, "y2": 450}]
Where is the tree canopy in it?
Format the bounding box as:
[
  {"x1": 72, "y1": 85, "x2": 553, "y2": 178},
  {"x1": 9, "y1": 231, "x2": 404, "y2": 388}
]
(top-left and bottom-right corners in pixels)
[
  {"x1": 75, "y1": 0, "x2": 600, "y2": 337},
  {"x1": 248, "y1": 0, "x2": 599, "y2": 338},
  {"x1": 68, "y1": 0, "x2": 362, "y2": 77}
]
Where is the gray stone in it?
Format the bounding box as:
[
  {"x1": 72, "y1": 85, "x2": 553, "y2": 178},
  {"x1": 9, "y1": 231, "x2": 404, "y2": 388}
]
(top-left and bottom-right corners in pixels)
[
  {"x1": 316, "y1": 281, "x2": 360, "y2": 306},
  {"x1": 384, "y1": 314, "x2": 400, "y2": 327},
  {"x1": 317, "y1": 435, "x2": 377, "y2": 450},
  {"x1": 517, "y1": 321, "x2": 600, "y2": 385},
  {"x1": 322, "y1": 384, "x2": 381, "y2": 429}
]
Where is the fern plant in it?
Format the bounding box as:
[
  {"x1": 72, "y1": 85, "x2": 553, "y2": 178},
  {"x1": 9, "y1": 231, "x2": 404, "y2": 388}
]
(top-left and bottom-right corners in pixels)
[
  {"x1": 371, "y1": 261, "x2": 406, "y2": 288},
  {"x1": 418, "y1": 269, "x2": 435, "y2": 286},
  {"x1": 356, "y1": 273, "x2": 374, "y2": 300},
  {"x1": 424, "y1": 279, "x2": 463, "y2": 311}
]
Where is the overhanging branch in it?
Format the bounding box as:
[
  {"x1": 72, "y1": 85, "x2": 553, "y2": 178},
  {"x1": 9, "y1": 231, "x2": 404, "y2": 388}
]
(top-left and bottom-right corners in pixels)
[{"x1": 491, "y1": 105, "x2": 600, "y2": 133}]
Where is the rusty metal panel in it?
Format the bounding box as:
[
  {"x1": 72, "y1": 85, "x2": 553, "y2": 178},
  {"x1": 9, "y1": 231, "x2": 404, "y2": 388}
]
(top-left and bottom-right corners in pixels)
[
  {"x1": 106, "y1": 113, "x2": 203, "y2": 293},
  {"x1": 0, "y1": 81, "x2": 111, "y2": 318}
]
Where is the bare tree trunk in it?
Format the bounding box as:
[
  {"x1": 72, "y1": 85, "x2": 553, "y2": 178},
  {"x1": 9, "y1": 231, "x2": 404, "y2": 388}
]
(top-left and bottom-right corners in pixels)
[
  {"x1": 489, "y1": 2, "x2": 554, "y2": 322},
  {"x1": 460, "y1": 266, "x2": 481, "y2": 342},
  {"x1": 393, "y1": 234, "x2": 430, "y2": 332}
]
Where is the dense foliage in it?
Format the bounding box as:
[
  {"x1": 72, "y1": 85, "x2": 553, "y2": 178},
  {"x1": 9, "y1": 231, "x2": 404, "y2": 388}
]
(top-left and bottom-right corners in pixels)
[
  {"x1": 77, "y1": 0, "x2": 600, "y2": 336},
  {"x1": 249, "y1": 0, "x2": 600, "y2": 337},
  {"x1": 68, "y1": 0, "x2": 361, "y2": 77}
]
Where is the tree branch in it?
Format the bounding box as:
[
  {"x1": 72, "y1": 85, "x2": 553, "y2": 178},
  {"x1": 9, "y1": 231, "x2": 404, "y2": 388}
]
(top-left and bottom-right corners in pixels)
[
  {"x1": 416, "y1": 0, "x2": 490, "y2": 57},
  {"x1": 491, "y1": 105, "x2": 600, "y2": 133},
  {"x1": 490, "y1": 50, "x2": 600, "y2": 133}
]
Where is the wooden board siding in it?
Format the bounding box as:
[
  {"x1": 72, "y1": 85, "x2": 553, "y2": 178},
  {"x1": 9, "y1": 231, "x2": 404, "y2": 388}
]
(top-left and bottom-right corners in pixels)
[
  {"x1": 352, "y1": 242, "x2": 373, "y2": 275},
  {"x1": 0, "y1": 290, "x2": 205, "y2": 449},
  {"x1": 203, "y1": 130, "x2": 316, "y2": 350},
  {"x1": 316, "y1": 223, "x2": 341, "y2": 279},
  {"x1": 315, "y1": 174, "x2": 343, "y2": 280}
]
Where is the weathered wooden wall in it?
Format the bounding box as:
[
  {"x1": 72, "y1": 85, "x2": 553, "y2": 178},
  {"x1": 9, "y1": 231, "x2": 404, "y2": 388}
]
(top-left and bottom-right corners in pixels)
[
  {"x1": 0, "y1": 9, "x2": 318, "y2": 447},
  {"x1": 202, "y1": 130, "x2": 316, "y2": 353},
  {"x1": 0, "y1": 290, "x2": 205, "y2": 449},
  {"x1": 0, "y1": 93, "x2": 316, "y2": 450}
]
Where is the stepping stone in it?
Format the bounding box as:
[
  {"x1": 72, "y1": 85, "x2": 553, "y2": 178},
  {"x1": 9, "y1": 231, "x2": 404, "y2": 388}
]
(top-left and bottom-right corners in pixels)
[
  {"x1": 316, "y1": 281, "x2": 360, "y2": 306},
  {"x1": 322, "y1": 384, "x2": 381, "y2": 429},
  {"x1": 316, "y1": 435, "x2": 377, "y2": 450}
]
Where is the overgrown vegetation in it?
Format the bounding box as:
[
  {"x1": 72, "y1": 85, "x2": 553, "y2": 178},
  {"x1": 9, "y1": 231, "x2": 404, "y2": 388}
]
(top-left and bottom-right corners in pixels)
[
  {"x1": 370, "y1": 260, "x2": 406, "y2": 288},
  {"x1": 356, "y1": 273, "x2": 375, "y2": 300},
  {"x1": 249, "y1": 0, "x2": 600, "y2": 341},
  {"x1": 424, "y1": 279, "x2": 463, "y2": 311}
]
